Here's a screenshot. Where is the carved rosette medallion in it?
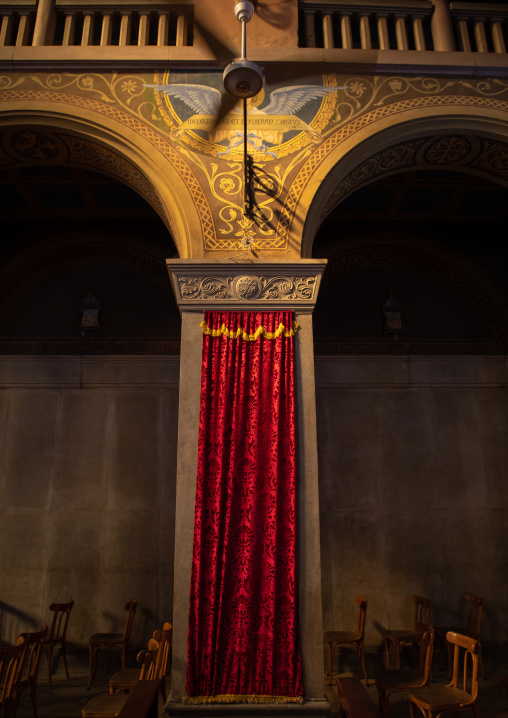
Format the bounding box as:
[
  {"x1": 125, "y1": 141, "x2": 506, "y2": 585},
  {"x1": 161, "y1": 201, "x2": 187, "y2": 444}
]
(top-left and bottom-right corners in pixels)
[{"x1": 167, "y1": 261, "x2": 327, "y2": 311}]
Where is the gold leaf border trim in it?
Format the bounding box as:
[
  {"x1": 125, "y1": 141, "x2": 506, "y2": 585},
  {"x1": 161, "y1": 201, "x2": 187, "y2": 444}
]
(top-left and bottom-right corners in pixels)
[
  {"x1": 200, "y1": 320, "x2": 299, "y2": 340},
  {"x1": 183, "y1": 694, "x2": 304, "y2": 704}
]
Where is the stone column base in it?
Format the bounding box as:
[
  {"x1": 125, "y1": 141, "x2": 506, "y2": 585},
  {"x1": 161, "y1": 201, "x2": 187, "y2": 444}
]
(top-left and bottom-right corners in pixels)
[{"x1": 166, "y1": 699, "x2": 331, "y2": 717}]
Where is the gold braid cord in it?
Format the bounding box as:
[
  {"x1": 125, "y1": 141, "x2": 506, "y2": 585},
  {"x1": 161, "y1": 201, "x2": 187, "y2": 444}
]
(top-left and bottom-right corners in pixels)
[
  {"x1": 183, "y1": 694, "x2": 304, "y2": 704},
  {"x1": 200, "y1": 321, "x2": 300, "y2": 341}
]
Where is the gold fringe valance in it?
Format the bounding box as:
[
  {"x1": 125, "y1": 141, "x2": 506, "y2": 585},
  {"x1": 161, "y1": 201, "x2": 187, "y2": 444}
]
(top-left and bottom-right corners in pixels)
[
  {"x1": 183, "y1": 694, "x2": 304, "y2": 705},
  {"x1": 200, "y1": 321, "x2": 299, "y2": 341}
]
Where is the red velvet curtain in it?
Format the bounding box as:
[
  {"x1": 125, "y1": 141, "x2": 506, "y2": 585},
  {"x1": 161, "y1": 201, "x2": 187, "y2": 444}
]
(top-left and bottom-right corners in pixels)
[{"x1": 186, "y1": 310, "x2": 303, "y2": 703}]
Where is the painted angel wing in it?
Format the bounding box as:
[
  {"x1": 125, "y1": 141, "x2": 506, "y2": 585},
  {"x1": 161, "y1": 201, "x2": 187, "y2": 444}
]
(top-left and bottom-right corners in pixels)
[
  {"x1": 261, "y1": 85, "x2": 345, "y2": 115},
  {"x1": 143, "y1": 84, "x2": 222, "y2": 115}
]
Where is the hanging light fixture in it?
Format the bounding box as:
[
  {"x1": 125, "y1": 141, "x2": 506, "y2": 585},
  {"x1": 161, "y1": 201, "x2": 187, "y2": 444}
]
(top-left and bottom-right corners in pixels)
[{"x1": 223, "y1": 1, "x2": 263, "y2": 98}]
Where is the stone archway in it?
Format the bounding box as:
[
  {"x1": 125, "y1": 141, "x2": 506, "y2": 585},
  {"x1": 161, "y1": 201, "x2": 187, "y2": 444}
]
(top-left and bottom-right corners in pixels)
[
  {"x1": 298, "y1": 107, "x2": 508, "y2": 257},
  {"x1": 0, "y1": 105, "x2": 208, "y2": 258}
]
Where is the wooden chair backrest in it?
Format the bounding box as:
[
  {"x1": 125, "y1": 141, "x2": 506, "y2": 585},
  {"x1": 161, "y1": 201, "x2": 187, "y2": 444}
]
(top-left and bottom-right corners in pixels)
[
  {"x1": 417, "y1": 628, "x2": 435, "y2": 679},
  {"x1": 410, "y1": 595, "x2": 431, "y2": 632},
  {"x1": 447, "y1": 631, "x2": 479, "y2": 703},
  {"x1": 122, "y1": 599, "x2": 138, "y2": 642},
  {"x1": 354, "y1": 598, "x2": 367, "y2": 638},
  {"x1": 152, "y1": 623, "x2": 172, "y2": 680},
  {"x1": 47, "y1": 601, "x2": 74, "y2": 645},
  {"x1": 465, "y1": 594, "x2": 483, "y2": 638},
  {"x1": 0, "y1": 638, "x2": 26, "y2": 705},
  {"x1": 137, "y1": 639, "x2": 159, "y2": 681},
  {"x1": 17, "y1": 624, "x2": 48, "y2": 683}
]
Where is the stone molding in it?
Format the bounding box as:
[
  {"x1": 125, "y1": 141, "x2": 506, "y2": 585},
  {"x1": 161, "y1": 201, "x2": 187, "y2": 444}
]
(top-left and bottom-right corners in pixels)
[{"x1": 167, "y1": 259, "x2": 327, "y2": 312}]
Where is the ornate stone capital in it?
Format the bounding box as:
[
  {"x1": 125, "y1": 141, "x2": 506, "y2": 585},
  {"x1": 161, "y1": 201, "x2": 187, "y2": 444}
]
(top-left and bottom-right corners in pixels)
[{"x1": 166, "y1": 259, "x2": 327, "y2": 312}]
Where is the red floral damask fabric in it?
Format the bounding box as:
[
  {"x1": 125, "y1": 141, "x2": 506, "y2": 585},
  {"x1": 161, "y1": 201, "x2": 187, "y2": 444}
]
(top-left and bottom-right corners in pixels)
[{"x1": 186, "y1": 310, "x2": 303, "y2": 701}]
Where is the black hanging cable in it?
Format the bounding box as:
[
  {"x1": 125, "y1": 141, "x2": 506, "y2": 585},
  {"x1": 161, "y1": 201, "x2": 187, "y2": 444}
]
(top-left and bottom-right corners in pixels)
[{"x1": 243, "y1": 96, "x2": 250, "y2": 218}]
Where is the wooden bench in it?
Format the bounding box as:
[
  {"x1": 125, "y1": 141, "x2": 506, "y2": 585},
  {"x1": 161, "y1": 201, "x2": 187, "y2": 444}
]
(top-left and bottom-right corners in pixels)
[
  {"x1": 117, "y1": 679, "x2": 159, "y2": 718},
  {"x1": 336, "y1": 677, "x2": 381, "y2": 718}
]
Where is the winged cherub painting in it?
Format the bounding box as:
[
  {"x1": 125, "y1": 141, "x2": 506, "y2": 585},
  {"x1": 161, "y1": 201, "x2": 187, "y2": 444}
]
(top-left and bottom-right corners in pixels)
[{"x1": 145, "y1": 81, "x2": 342, "y2": 158}]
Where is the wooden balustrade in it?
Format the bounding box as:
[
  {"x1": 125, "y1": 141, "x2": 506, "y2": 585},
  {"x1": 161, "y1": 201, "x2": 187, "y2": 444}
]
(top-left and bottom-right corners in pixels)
[
  {"x1": 299, "y1": 1, "x2": 434, "y2": 50},
  {"x1": 450, "y1": 2, "x2": 508, "y2": 53},
  {"x1": 298, "y1": 0, "x2": 508, "y2": 54},
  {"x1": 0, "y1": 2, "x2": 36, "y2": 46},
  {"x1": 0, "y1": 0, "x2": 192, "y2": 46}
]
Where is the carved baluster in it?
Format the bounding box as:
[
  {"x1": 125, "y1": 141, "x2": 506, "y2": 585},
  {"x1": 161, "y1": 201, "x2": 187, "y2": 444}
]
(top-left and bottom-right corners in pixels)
[
  {"x1": 119, "y1": 11, "x2": 131, "y2": 46},
  {"x1": 304, "y1": 9, "x2": 316, "y2": 48},
  {"x1": 322, "y1": 12, "x2": 334, "y2": 50},
  {"x1": 359, "y1": 13, "x2": 371, "y2": 50},
  {"x1": 176, "y1": 12, "x2": 188, "y2": 47},
  {"x1": 138, "y1": 12, "x2": 149, "y2": 46},
  {"x1": 340, "y1": 12, "x2": 352, "y2": 49},
  {"x1": 33, "y1": 0, "x2": 55, "y2": 45},
  {"x1": 100, "y1": 13, "x2": 112, "y2": 46},
  {"x1": 430, "y1": 0, "x2": 454, "y2": 51},
  {"x1": 62, "y1": 12, "x2": 75, "y2": 45},
  {"x1": 395, "y1": 13, "x2": 408, "y2": 50},
  {"x1": 81, "y1": 12, "x2": 94, "y2": 46},
  {"x1": 456, "y1": 15, "x2": 471, "y2": 52},
  {"x1": 377, "y1": 13, "x2": 389, "y2": 50},
  {"x1": 16, "y1": 12, "x2": 31, "y2": 45},
  {"x1": 491, "y1": 18, "x2": 506, "y2": 54},
  {"x1": 473, "y1": 17, "x2": 488, "y2": 53},
  {"x1": 412, "y1": 14, "x2": 426, "y2": 50},
  {"x1": 157, "y1": 12, "x2": 169, "y2": 46},
  {"x1": 0, "y1": 13, "x2": 14, "y2": 46}
]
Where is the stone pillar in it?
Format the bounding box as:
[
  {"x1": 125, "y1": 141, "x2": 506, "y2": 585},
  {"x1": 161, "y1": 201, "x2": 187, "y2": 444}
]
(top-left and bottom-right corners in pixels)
[{"x1": 166, "y1": 259, "x2": 329, "y2": 718}]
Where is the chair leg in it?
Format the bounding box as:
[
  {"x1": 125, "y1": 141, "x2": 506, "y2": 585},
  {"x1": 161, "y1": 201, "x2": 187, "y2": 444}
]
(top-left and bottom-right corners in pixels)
[
  {"x1": 395, "y1": 640, "x2": 402, "y2": 670},
  {"x1": 159, "y1": 677, "x2": 167, "y2": 704},
  {"x1": 47, "y1": 645, "x2": 54, "y2": 689},
  {"x1": 384, "y1": 637, "x2": 391, "y2": 668},
  {"x1": 30, "y1": 679, "x2": 38, "y2": 718},
  {"x1": 87, "y1": 645, "x2": 96, "y2": 690},
  {"x1": 327, "y1": 641, "x2": 333, "y2": 686},
  {"x1": 357, "y1": 641, "x2": 368, "y2": 684},
  {"x1": 61, "y1": 642, "x2": 70, "y2": 680},
  {"x1": 376, "y1": 685, "x2": 388, "y2": 718}
]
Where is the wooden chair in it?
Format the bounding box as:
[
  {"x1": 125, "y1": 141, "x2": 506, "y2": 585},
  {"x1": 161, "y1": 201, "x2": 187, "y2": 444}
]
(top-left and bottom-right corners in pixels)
[
  {"x1": 375, "y1": 629, "x2": 434, "y2": 718},
  {"x1": 408, "y1": 631, "x2": 479, "y2": 718},
  {"x1": 87, "y1": 599, "x2": 138, "y2": 690},
  {"x1": 384, "y1": 595, "x2": 431, "y2": 669},
  {"x1": 109, "y1": 622, "x2": 172, "y2": 703},
  {"x1": 0, "y1": 638, "x2": 27, "y2": 718},
  {"x1": 435, "y1": 593, "x2": 484, "y2": 679},
  {"x1": 82, "y1": 639, "x2": 159, "y2": 718},
  {"x1": 44, "y1": 600, "x2": 74, "y2": 688},
  {"x1": 14, "y1": 624, "x2": 48, "y2": 718},
  {"x1": 325, "y1": 597, "x2": 368, "y2": 685}
]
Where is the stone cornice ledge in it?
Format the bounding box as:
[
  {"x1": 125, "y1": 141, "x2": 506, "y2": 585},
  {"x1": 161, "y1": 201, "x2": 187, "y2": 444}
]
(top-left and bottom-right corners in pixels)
[{"x1": 166, "y1": 259, "x2": 327, "y2": 312}]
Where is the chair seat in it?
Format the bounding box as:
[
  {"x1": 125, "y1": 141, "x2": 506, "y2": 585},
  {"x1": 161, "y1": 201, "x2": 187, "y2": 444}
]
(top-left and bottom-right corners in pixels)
[
  {"x1": 325, "y1": 630, "x2": 361, "y2": 643},
  {"x1": 89, "y1": 633, "x2": 124, "y2": 644},
  {"x1": 386, "y1": 629, "x2": 422, "y2": 641},
  {"x1": 82, "y1": 692, "x2": 128, "y2": 717},
  {"x1": 109, "y1": 668, "x2": 140, "y2": 693},
  {"x1": 409, "y1": 684, "x2": 473, "y2": 710}
]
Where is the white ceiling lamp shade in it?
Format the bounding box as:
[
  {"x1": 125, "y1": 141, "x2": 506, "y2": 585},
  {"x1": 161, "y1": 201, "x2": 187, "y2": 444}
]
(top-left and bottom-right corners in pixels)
[{"x1": 223, "y1": 0, "x2": 263, "y2": 98}]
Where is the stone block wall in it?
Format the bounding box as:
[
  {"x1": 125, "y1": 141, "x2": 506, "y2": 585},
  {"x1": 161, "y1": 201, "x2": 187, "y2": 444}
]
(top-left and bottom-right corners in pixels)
[
  {"x1": 316, "y1": 355, "x2": 508, "y2": 651},
  {"x1": 0, "y1": 356, "x2": 179, "y2": 670},
  {"x1": 1, "y1": 353, "x2": 508, "y2": 675}
]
